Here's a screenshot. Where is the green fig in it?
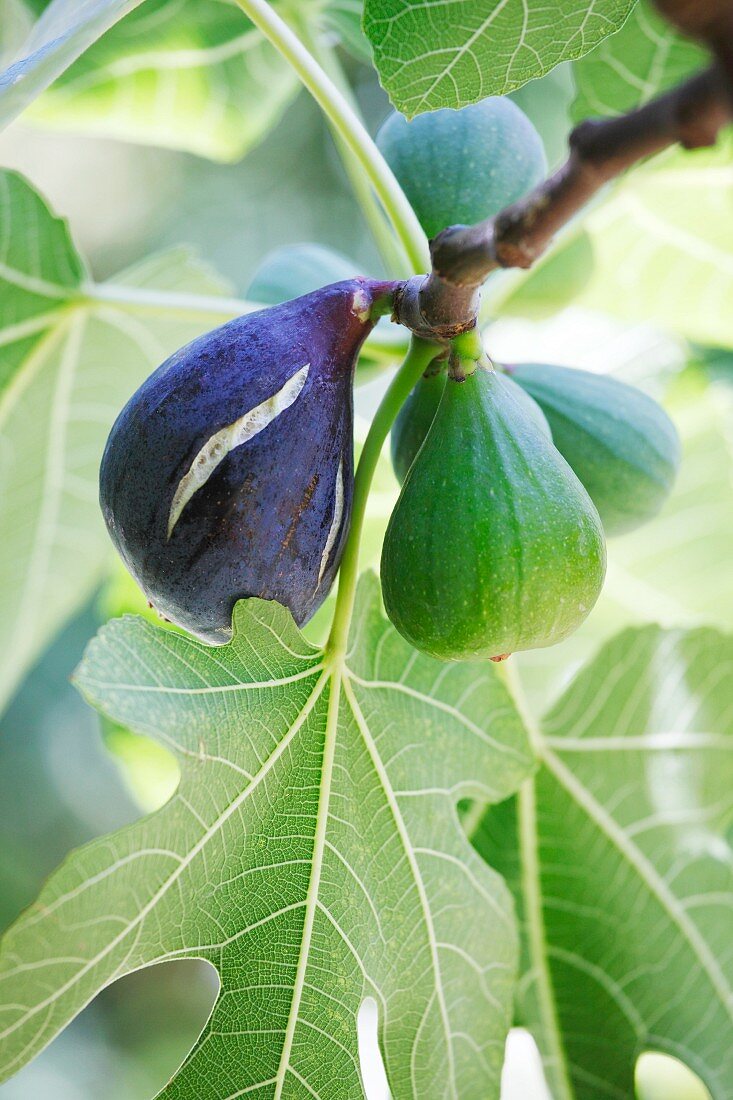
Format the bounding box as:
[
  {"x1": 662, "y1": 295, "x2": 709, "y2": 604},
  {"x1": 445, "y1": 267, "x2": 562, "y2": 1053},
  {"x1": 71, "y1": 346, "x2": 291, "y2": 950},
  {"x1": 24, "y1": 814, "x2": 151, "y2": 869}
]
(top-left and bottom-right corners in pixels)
[
  {"x1": 390, "y1": 366, "x2": 447, "y2": 483},
  {"x1": 507, "y1": 363, "x2": 681, "y2": 535},
  {"x1": 381, "y1": 367, "x2": 606, "y2": 661},
  {"x1": 390, "y1": 368, "x2": 550, "y2": 484},
  {"x1": 376, "y1": 97, "x2": 547, "y2": 240},
  {"x1": 247, "y1": 243, "x2": 358, "y2": 305}
]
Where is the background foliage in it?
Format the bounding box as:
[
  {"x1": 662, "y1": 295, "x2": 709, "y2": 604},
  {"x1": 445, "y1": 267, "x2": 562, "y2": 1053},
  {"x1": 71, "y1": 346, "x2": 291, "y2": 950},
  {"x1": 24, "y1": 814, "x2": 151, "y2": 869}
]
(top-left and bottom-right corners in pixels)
[{"x1": 0, "y1": 0, "x2": 731, "y2": 1097}]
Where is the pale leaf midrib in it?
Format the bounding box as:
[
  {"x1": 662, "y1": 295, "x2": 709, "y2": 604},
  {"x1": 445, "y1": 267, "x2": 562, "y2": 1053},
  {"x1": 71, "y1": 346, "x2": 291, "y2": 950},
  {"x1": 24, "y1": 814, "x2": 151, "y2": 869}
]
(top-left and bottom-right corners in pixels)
[
  {"x1": 1, "y1": 313, "x2": 86, "y2": 700},
  {"x1": 343, "y1": 672, "x2": 458, "y2": 1100},
  {"x1": 518, "y1": 776, "x2": 575, "y2": 1100},
  {"x1": 273, "y1": 664, "x2": 341, "y2": 1099}
]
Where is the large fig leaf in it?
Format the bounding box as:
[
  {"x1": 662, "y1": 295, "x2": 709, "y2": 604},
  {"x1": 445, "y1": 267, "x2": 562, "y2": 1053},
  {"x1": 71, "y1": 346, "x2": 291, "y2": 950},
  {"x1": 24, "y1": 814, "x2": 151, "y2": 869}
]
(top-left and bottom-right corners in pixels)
[
  {"x1": 0, "y1": 169, "x2": 237, "y2": 715},
  {"x1": 0, "y1": 575, "x2": 533, "y2": 1098},
  {"x1": 0, "y1": 0, "x2": 144, "y2": 130},
  {"x1": 474, "y1": 626, "x2": 733, "y2": 1100},
  {"x1": 362, "y1": 0, "x2": 636, "y2": 117},
  {"x1": 572, "y1": 0, "x2": 706, "y2": 121},
  {"x1": 22, "y1": 0, "x2": 301, "y2": 162}
]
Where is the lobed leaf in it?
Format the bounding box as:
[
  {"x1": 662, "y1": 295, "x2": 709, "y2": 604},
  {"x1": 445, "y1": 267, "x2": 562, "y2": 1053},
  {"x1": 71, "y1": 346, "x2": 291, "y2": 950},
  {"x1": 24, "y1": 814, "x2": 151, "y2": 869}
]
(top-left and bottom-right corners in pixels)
[
  {"x1": 23, "y1": 0, "x2": 301, "y2": 162},
  {"x1": 0, "y1": 169, "x2": 233, "y2": 714},
  {"x1": 572, "y1": 0, "x2": 706, "y2": 121},
  {"x1": 363, "y1": 0, "x2": 636, "y2": 117},
  {"x1": 0, "y1": 0, "x2": 144, "y2": 131},
  {"x1": 0, "y1": 575, "x2": 533, "y2": 1098},
  {"x1": 475, "y1": 625, "x2": 733, "y2": 1100}
]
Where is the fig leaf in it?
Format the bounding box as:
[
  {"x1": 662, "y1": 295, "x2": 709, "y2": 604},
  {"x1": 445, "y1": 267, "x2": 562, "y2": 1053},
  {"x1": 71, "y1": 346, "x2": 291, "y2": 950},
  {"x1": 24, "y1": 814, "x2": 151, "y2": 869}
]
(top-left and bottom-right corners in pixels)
[
  {"x1": 0, "y1": 575, "x2": 533, "y2": 1099},
  {"x1": 363, "y1": 0, "x2": 636, "y2": 117},
  {"x1": 1, "y1": 0, "x2": 301, "y2": 162},
  {"x1": 0, "y1": 168, "x2": 237, "y2": 718},
  {"x1": 0, "y1": 0, "x2": 144, "y2": 131},
  {"x1": 473, "y1": 624, "x2": 733, "y2": 1100},
  {"x1": 572, "y1": 0, "x2": 706, "y2": 122}
]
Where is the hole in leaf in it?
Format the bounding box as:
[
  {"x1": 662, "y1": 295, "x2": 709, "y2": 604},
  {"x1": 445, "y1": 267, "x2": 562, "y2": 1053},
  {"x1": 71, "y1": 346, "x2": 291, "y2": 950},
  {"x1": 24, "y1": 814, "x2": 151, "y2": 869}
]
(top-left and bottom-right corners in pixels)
[
  {"x1": 358, "y1": 996, "x2": 390, "y2": 1100},
  {"x1": 502, "y1": 1028, "x2": 552, "y2": 1099},
  {"x1": 102, "y1": 722, "x2": 180, "y2": 813},
  {"x1": 0, "y1": 960, "x2": 218, "y2": 1099},
  {"x1": 636, "y1": 1052, "x2": 712, "y2": 1100}
]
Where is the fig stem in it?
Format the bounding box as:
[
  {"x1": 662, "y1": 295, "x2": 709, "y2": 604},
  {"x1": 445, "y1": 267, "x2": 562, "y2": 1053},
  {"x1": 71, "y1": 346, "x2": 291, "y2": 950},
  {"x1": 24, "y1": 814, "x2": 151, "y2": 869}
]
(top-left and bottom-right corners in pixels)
[
  {"x1": 232, "y1": 0, "x2": 430, "y2": 274},
  {"x1": 448, "y1": 327, "x2": 488, "y2": 381},
  {"x1": 327, "y1": 336, "x2": 443, "y2": 658}
]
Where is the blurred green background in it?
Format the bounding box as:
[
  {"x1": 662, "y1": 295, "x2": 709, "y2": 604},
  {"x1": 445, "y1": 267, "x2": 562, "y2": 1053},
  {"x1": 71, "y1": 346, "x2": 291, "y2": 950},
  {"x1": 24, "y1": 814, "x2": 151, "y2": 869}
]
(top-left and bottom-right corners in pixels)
[{"x1": 0, "y1": 5, "x2": 728, "y2": 1097}]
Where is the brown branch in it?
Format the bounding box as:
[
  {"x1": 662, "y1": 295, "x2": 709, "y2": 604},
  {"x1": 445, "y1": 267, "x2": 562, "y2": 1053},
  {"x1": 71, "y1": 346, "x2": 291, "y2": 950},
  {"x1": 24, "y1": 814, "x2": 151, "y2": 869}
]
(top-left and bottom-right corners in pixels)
[
  {"x1": 654, "y1": 1, "x2": 733, "y2": 100},
  {"x1": 393, "y1": 64, "x2": 731, "y2": 339}
]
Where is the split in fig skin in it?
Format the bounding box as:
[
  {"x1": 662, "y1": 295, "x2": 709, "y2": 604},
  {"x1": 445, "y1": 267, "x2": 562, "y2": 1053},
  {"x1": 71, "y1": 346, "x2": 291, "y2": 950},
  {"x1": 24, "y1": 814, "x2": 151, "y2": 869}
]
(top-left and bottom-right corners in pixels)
[
  {"x1": 381, "y1": 367, "x2": 607, "y2": 661},
  {"x1": 100, "y1": 279, "x2": 394, "y2": 643}
]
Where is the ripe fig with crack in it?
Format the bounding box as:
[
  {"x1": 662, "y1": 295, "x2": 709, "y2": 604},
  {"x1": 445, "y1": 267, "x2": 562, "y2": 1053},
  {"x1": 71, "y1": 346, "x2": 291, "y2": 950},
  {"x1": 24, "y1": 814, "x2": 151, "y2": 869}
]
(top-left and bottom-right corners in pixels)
[
  {"x1": 100, "y1": 279, "x2": 393, "y2": 642},
  {"x1": 381, "y1": 367, "x2": 606, "y2": 660}
]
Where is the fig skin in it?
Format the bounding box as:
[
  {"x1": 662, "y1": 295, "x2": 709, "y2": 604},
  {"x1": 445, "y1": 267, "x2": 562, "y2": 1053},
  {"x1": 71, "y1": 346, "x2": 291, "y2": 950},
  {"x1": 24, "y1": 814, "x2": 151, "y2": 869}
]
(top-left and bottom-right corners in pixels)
[
  {"x1": 391, "y1": 369, "x2": 550, "y2": 484},
  {"x1": 507, "y1": 363, "x2": 681, "y2": 535},
  {"x1": 376, "y1": 97, "x2": 547, "y2": 240},
  {"x1": 381, "y1": 367, "x2": 607, "y2": 661},
  {"x1": 100, "y1": 279, "x2": 389, "y2": 643},
  {"x1": 390, "y1": 367, "x2": 447, "y2": 484}
]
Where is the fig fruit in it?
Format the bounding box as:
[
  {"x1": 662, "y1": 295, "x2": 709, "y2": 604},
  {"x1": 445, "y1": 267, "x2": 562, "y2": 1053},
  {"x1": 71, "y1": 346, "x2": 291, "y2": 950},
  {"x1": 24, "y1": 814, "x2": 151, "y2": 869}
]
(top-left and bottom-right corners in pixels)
[
  {"x1": 391, "y1": 368, "x2": 550, "y2": 484},
  {"x1": 390, "y1": 365, "x2": 446, "y2": 483},
  {"x1": 381, "y1": 367, "x2": 606, "y2": 660},
  {"x1": 248, "y1": 244, "x2": 406, "y2": 386},
  {"x1": 247, "y1": 243, "x2": 358, "y2": 306},
  {"x1": 507, "y1": 363, "x2": 681, "y2": 535},
  {"x1": 376, "y1": 97, "x2": 547, "y2": 240},
  {"x1": 100, "y1": 279, "x2": 389, "y2": 643}
]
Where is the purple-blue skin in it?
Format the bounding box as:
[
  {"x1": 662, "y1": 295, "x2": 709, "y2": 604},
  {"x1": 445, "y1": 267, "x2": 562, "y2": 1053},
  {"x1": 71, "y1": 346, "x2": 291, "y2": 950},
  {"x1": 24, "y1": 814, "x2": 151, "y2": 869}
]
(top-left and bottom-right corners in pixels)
[{"x1": 100, "y1": 279, "x2": 393, "y2": 642}]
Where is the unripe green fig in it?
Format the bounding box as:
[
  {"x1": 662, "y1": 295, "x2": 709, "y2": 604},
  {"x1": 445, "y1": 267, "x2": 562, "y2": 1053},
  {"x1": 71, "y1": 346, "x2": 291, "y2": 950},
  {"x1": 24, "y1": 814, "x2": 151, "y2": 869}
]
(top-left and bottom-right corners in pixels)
[
  {"x1": 381, "y1": 368, "x2": 606, "y2": 661},
  {"x1": 507, "y1": 363, "x2": 681, "y2": 535},
  {"x1": 390, "y1": 366, "x2": 447, "y2": 483},
  {"x1": 390, "y1": 367, "x2": 550, "y2": 484},
  {"x1": 248, "y1": 243, "x2": 358, "y2": 305},
  {"x1": 376, "y1": 97, "x2": 547, "y2": 240}
]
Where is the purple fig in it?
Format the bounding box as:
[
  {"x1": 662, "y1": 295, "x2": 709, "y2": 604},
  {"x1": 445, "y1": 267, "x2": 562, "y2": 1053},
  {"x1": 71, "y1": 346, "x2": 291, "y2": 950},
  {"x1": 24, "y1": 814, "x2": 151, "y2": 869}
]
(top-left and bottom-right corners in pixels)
[{"x1": 100, "y1": 279, "x2": 392, "y2": 642}]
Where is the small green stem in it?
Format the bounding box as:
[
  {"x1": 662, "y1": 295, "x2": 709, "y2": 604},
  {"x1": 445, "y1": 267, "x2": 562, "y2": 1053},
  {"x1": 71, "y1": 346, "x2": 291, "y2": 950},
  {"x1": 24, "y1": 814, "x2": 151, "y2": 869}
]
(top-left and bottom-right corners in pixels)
[
  {"x1": 327, "y1": 336, "x2": 442, "y2": 657},
  {"x1": 449, "y1": 325, "x2": 489, "y2": 380},
  {"x1": 292, "y1": 14, "x2": 411, "y2": 277},
  {"x1": 233, "y1": 0, "x2": 430, "y2": 274}
]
